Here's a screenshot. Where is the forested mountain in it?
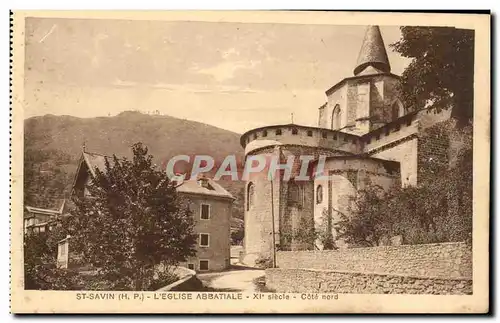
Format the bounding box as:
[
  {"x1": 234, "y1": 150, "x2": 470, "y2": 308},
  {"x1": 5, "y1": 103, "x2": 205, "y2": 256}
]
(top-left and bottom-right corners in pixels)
[{"x1": 24, "y1": 111, "x2": 246, "y2": 220}]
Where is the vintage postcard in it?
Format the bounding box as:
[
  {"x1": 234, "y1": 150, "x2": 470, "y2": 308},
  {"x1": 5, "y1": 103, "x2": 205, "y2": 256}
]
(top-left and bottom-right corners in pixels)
[{"x1": 10, "y1": 11, "x2": 490, "y2": 314}]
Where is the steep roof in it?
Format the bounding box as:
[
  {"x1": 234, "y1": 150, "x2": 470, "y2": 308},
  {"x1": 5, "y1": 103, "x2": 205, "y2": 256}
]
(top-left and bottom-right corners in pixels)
[
  {"x1": 176, "y1": 178, "x2": 235, "y2": 200},
  {"x1": 81, "y1": 151, "x2": 113, "y2": 177},
  {"x1": 353, "y1": 26, "x2": 391, "y2": 76},
  {"x1": 24, "y1": 203, "x2": 65, "y2": 218}
]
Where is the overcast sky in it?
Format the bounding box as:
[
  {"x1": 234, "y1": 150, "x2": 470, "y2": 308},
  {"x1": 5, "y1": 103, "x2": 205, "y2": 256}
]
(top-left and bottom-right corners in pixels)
[{"x1": 24, "y1": 18, "x2": 411, "y2": 133}]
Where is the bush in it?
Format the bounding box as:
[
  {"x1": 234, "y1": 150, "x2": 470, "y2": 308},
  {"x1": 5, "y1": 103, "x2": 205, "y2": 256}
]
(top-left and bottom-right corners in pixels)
[
  {"x1": 255, "y1": 255, "x2": 273, "y2": 269},
  {"x1": 336, "y1": 122, "x2": 472, "y2": 246},
  {"x1": 146, "y1": 271, "x2": 179, "y2": 291}
]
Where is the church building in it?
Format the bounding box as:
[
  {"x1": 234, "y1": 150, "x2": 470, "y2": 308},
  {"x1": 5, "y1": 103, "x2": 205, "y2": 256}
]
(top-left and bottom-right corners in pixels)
[{"x1": 240, "y1": 26, "x2": 451, "y2": 261}]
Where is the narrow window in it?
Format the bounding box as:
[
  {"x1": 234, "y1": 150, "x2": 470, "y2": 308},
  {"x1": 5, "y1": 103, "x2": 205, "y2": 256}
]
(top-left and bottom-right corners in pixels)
[
  {"x1": 247, "y1": 182, "x2": 255, "y2": 211},
  {"x1": 200, "y1": 204, "x2": 210, "y2": 220},
  {"x1": 316, "y1": 185, "x2": 323, "y2": 204},
  {"x1": 331, "y1": 104, "x2": 341, "y2": 130},
  {"x1": 199, "y1": 260, "x2": 209, "y2": 271},
  {"x1": 392, "y1": 103, "x2": 399, "y2": 120},
  {"x1": 322, "y1": 132, "x2": 327, "y2": 139},
  {"x1": 262, "y1": 130, "x2": 268, "y2": 137},
  {"x1": 307, "y1": 130, "x2": 313, "y2": 137},
  {"x1": 391, "y1": 100, "x2": 404, "y2": 120},
  {"x1": 288, "y1": 182, "x2": 301, "y2": 207},
  {"x1": 199, "y1": 234, "x2": 210, "y2": 247},
  {"x1": 276, "y1": 129, "x2": 282, "y2": 136},
  {"x1": 253, "y1": 133, "x2": 258, "y2": 140},
  {"x1": 292, "y1": 128, "x2": 298, "y2": 135},
  {"x1": 187, "y1": 263, "x2": 195, "y2": 270}
]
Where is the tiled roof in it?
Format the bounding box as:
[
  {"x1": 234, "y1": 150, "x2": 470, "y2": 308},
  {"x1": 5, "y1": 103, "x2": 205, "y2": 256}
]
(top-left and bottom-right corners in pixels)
[
  {"x1": 354, "y1": 25, "x2": 391, "y2": 76},
  {"x1": 176, "y1": 178, "x2": 235, "y2": 200},
  {"x1": 25, "y1": 206, "x2": 61, "y2": 215},
  {"x1": 25, "y1": 200, "x2": 66, "y2": 216},
  {"x1": 82, "y1": 151, "x2": 234, "y2": 200}
]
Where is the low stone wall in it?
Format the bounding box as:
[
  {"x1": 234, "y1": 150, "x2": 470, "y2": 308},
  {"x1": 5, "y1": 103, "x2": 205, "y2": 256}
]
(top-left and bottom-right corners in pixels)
[
  {"x1": 276, "y1": 242, "x2": 472, "y2": 279},
  {"x1": 156, "y1": 267, "x2": 202, "y2": 291},
  {"x1": 266, "y1": 268, "x2": 472, "y2": 295}
]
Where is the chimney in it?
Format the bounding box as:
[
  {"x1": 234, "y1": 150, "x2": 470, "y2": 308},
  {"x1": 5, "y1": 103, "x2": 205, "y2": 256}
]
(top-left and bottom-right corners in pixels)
[{"x1": 197, "y1": 173, "x2": 210, "y2": 188}]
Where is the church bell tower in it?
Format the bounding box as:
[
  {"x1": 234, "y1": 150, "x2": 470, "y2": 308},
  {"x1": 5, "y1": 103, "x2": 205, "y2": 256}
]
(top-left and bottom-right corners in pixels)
[{"x1": 320, "y1": 25, "x2": 403, "y2": 135}]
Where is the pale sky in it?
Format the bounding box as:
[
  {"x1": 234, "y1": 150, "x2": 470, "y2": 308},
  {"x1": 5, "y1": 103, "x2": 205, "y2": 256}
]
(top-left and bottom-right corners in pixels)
[{"x1": 24, "y1": 18, "x2": 411, "y2": 133}]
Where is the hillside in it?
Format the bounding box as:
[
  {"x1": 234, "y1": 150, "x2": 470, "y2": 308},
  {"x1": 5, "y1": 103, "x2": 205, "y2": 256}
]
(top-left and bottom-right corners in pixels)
[{"x1": 24, "y1": 111, "x2": 246, "y2": 220}]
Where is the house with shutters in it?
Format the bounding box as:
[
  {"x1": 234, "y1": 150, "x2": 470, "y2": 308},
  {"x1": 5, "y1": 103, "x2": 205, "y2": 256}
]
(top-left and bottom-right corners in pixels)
[{"x1": 67, "y1": 149, "x2": 234, "y2": 272}]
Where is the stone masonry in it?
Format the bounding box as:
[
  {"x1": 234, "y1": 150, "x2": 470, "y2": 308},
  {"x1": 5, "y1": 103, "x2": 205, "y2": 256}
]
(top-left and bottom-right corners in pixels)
[
  {"x1": 266, "y1": 242, "x2": 472, "y2": 295},
  {"x1": 275, "y1": 242, "x2": 472, "y2": 279},
  {"x1": 266, "y1": 268, "x2": 472, "y2": 295}
]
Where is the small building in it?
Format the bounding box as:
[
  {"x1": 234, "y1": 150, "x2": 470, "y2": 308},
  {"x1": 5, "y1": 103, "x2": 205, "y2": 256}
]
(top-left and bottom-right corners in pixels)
[
  {"x1": 70, "y1": 150, "x2": 234, "y2": 272},
  {"x1": 175, "y1": 174, "x2": 234, "y2": 272},
  {"x1": 24, "y1": 202, "x2": 65, "y2": 235}
]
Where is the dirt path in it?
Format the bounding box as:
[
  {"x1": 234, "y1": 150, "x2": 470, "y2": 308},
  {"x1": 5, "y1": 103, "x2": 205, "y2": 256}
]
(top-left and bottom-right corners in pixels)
[{"x1": 197, "y1": 269, "x2": 265, "y2": 292}]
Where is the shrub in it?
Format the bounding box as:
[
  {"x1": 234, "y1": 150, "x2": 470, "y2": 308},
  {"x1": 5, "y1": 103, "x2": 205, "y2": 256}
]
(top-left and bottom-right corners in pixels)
[{"x1": 255, "y1": 255, "x2": 273, "y2": 269}]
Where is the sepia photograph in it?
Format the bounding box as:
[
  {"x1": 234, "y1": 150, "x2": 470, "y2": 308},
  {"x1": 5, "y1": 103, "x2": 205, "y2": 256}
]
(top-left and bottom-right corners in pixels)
[{"x1": 10, "y1": 11, "x2": 490, "y2": 313}]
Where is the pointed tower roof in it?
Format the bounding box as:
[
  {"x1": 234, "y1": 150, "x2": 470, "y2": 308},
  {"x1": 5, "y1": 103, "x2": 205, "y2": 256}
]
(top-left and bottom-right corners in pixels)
[{"x1": 353, "y1": 26, "x2": 391, "y2": 76}]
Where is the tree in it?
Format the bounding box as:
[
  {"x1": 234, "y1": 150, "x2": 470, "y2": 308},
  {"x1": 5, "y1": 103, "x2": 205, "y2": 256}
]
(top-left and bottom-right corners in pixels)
[
  {"x1": 66, "y1": 143, "x2": 197, "y2": 290},
  {"x1": 315, "y1": 208, "x2": 335, "y2": 250},
  {"x1": 24, "y1": 231, "x2": 79, "y2": 290},
  {"x1": 335, "y1": 184, "x2": 393, "y2": 247},
  {"x1": 336, "y1": 125, "x2": 473, "y2": 246},
  {"x1": 231, "y1": 225, "x2": 245, "y2": 245},
  {"x1": 391, "y1": 27, "x2": 474, "y2": 126}
]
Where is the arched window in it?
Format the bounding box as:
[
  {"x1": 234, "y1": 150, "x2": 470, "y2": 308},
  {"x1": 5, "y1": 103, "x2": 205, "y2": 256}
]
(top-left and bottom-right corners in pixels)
[
  {"x1": 247, "y1": 182, "x2": 255, "y2": 211},
  {"x1": 288, "y1": 182, "x2": 299, "y2": 204},
  {"x1": 391, "y1": 100, "x2": 404, "y2": 120},
  {"x1": 316, "y1": 185, "x2": 323, "y2": 204},
  {"x1": 331, "y1": 104, "x2": 341, "y2": 130}
]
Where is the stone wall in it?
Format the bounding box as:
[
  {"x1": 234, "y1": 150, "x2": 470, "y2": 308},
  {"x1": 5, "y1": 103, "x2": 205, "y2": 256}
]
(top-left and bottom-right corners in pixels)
[
  {"x1": 417, "y1": 120, "x2": 451, "y2": 179},
  {"x1": 276, "y1": 242, "x2": 472, "y2": 279},
  {"x1": 155, "y1": 267, "x2": 204, "y2": 292},
  {"x1": 266, "y1": 268, "x2": 472, "y2": 295}
]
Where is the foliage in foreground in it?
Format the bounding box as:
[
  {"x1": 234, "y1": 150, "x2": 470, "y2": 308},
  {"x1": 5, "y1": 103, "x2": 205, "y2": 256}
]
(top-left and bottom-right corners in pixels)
[
  {"x1": 64, "y1": 143, "x2": 196, "y2": 290},
  {"x1": 336, "y1": 123, "x2": 472, "y2": 247},
  {"x1": 24, "y1": 232, "x2": 77, "y2": 290},
  {"x1": 25, "y1": 143, "x2": 196, "y2": 290},
  {"x1": 391, "y1": 26, "x2": 474, "y2": 126}
]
